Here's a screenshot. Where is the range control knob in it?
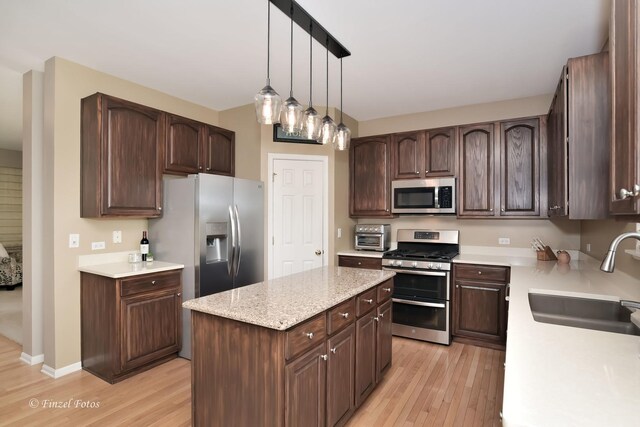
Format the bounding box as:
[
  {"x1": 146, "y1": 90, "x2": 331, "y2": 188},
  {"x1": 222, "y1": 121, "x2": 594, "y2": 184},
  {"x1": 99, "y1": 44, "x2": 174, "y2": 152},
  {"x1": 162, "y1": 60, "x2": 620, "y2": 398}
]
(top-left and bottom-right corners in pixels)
[
  {"x1": 395, "y1": 260, "x2": 403, "y2": 267},
  {"x1": 428, "y1": 263, "x2": 434, "y2": 269},
  {"x1": 411, "y1": 261, "x2": 418, "y2": 268},
  {"x1": 435, "y1": 263, "x2": 442, "y2": 270}
]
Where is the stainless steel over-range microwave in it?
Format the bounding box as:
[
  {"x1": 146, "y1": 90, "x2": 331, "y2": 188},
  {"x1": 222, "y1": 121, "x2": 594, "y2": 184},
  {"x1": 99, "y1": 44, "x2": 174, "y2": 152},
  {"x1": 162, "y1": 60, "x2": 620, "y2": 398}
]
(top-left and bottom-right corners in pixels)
[{"x1": 391, "y1": 178, "x2": 456, "y2": 214}]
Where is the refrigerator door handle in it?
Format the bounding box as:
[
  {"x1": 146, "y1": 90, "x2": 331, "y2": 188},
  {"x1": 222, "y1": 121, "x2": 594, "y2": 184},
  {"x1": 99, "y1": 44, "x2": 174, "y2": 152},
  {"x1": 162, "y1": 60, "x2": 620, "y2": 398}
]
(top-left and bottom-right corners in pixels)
[
  {"x1": 234, "y1": 204, "x2": 242, "y2": 279},
  {"x1": 228, "y1": 205, "x2": 236, "y2": 277}
]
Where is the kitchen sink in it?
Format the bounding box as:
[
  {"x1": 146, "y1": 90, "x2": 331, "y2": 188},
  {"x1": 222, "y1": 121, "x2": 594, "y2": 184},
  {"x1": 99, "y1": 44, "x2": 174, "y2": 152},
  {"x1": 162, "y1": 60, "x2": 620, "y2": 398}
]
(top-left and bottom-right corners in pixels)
[{"x1": 528, "y1": 293, "x2": 640, "y2": 336}]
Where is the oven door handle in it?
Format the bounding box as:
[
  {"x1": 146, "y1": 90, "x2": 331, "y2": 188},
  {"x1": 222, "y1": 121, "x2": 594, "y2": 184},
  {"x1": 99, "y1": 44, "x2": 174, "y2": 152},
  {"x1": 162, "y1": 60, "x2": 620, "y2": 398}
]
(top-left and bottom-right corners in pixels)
[
  {"x1": 392, "y1": 298, "x2": 446, "y2": 309},
  {"x1": 382, "y1": 267, "x2": 447, "y2": 277}
]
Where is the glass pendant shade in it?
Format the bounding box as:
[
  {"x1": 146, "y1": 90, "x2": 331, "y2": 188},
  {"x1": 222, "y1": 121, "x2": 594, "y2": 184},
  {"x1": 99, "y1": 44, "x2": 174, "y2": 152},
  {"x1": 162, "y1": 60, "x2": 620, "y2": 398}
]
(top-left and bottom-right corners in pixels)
[
  {"x1": 318, "y1": 115, "x2": 337, "y2": 145},
  {"x1": 302, "y1": 106, "x2": 322, "y2": 140},
  {"x1": 281, "y1": 96, "x2": 304, "y2": 134},
  {"x1": 335, "y1": 122, "x2": 351, "y2": 150},
  {"x1": 255, "y1": 80, "x2": 282, "y2": 124}
]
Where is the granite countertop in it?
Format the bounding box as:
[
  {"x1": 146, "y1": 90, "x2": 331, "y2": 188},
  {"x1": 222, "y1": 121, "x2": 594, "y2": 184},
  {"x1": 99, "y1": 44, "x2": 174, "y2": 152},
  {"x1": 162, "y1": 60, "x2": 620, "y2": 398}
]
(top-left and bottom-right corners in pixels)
[
  {"x1": 472, "y1": 252, "x2": 640, "y2": 426},
  {"x1": 183, "y1": 266, "x2": 395, "y2": 331},
  {"x1": 78, "y1": 261, "x2": 184, "y2": 278}
]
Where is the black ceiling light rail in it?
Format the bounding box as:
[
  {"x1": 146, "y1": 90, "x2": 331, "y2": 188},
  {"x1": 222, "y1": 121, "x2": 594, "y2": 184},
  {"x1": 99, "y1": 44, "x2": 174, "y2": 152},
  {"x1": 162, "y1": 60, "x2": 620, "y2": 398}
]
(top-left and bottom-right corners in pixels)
[{"x1": 269, "y1": 0, "x2": 351, "y2": 59}]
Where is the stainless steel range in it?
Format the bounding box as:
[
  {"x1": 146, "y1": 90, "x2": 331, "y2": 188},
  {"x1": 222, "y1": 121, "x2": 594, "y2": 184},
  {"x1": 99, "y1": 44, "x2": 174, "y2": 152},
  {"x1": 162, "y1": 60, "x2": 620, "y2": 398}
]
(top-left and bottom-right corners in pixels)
[{"x1": 382, "y1": 229, "x2": 459, "y2": 345}]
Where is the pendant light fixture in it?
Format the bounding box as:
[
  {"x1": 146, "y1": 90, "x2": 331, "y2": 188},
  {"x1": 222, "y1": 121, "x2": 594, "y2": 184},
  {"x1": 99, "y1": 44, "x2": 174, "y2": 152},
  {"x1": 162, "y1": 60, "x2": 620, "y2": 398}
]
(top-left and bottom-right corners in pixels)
[
  {"x1": 334, "y1": 58, "x2": 351, "y2": 151},
  {"x1": 280, "y1": 5, "x2": 304, "y2": 134},
  {"x1": 318, "y1": 40, "x2": 337, "y2": 145},
  {"x1": 302, "y1": 23, "x2": 321, "y2": 140},
  {"x1": 254, "y1": 0, "x2": 282, "y2": 125}
]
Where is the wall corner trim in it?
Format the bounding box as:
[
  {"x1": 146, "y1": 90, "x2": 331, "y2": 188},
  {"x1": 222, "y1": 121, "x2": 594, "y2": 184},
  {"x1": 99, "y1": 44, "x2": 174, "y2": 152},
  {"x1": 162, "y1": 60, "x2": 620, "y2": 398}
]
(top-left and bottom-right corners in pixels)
[
  {"x1": 41, "y1": 362, "x2": 82, "y2": 379},
  {"x1": 19, "y1": 352, "x2": 44, "y2": 365}
]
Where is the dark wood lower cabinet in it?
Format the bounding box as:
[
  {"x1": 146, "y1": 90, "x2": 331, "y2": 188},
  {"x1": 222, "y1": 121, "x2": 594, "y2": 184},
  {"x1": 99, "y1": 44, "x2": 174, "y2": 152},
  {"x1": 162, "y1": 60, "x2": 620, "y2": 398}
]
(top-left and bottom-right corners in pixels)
[
  {"x1": 80, "y1": 270, "x2": 182, "y2": 384},
  {"x1": 191, "y1": 279, "x2": 393, "y2": 426}
]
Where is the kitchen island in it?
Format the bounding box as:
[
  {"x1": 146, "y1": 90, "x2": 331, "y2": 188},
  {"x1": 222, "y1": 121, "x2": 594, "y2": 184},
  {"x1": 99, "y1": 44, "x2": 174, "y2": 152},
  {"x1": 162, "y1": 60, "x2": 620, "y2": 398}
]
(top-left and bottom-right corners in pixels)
[
  {"x1": 454, "y1": 251, "x2": 640, "y2": 426},
  {"x1": 183, "y1": 266, "x2": 395, "y2": 427}
]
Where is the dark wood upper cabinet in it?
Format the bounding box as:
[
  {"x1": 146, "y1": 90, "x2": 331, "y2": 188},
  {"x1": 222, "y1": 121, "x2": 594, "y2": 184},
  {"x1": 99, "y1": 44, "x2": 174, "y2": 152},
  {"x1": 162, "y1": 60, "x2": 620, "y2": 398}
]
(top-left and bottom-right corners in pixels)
[
  {"x1": 391, "y1": 127, "x2": 457, "y2": 180},
  {"x1": 425, "y1": 127, "x2": 457, "y2": 177},
  {"x1": 547, "y1": 53, "x2": 610, "y2": 219},
  {"x1": 392, "y1": 130, "x2": 424, "y2": 179},
  {"x1": 610, "y1": 0, "x2": 640, "y2": 215},
  {"x1": 350, "y1": 135, "x2": 393, "y2": 217},
  {"x1": 458, "y1": 123, "x2": 495, "y2": 217},
  {"x1": 81, "y1": 93, "x2": 164, "y2": 218},
  {"x1": 164, "y1": 114, "x2": 205, "y2": 175},
  {"x1": 204, "y1": 125, "x2": 235, "y2": 177},
  {"x1": 499, "y1": 118, "x2": 540, "y2": 216}
]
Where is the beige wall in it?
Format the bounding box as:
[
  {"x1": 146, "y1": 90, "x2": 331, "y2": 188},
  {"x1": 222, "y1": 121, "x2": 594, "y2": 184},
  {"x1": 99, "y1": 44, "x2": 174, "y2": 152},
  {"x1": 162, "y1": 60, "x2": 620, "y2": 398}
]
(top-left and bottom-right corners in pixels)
[
  {"x1": 358, "y1": 94, "x2": 553, "y2": 137},
  {"x1": 219, "y1": 104, "x2": 261, "y2": 181},
  {"x1": 44, "y1": 57, "x2": 221, "y2": 369},
  {"x1": 581, "y1": 220, "x2": 640, "y2": 276},
  {"x1": 356, "y1": 94, "x2": 584, "y2": 251},
  {"x1": 0, "y1": 148, "x2": 22, "y2": 168}
]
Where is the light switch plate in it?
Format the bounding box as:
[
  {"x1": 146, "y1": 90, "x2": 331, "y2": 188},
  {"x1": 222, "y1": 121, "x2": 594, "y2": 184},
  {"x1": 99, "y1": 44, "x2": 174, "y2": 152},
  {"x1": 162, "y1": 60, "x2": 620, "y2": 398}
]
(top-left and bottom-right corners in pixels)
[
  {"x1": 337, "y1": 228, "x2": 342, "y2": 239},
  {"x1": 69, "y1": 234, "x2": 80, "y2": 248},
  {"x1": 91, "y1": 241, "x2": 106, "y2": 251},
  {"x1": 498, "y1": 237, "x2": 510, "y2": 245},
  {"x1": 112, "y1": 230, "x2": 122, "y2": 244}
]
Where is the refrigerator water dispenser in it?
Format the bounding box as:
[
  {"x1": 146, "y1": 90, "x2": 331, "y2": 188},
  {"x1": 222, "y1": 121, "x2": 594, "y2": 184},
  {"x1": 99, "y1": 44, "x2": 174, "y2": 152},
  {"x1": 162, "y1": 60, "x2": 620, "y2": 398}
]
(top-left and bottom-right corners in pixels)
[{"x1": 205, "y1": 222, "x2": 228, "y2": 263}]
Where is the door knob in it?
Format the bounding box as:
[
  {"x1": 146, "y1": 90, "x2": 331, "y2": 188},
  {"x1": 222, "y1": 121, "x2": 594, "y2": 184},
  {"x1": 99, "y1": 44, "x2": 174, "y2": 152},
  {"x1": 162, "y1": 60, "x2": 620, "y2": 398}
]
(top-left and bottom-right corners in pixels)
[{"x1": 315, "y1": 250, "x2": 322, "y2": 256}]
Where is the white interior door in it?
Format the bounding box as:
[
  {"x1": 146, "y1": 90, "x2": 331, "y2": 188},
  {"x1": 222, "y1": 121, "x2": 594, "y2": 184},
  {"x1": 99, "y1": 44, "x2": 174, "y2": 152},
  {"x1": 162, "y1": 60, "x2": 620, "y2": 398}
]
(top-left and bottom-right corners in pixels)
[{"x1": 271, "y1": 157, "x2": 325, "y2": 279}]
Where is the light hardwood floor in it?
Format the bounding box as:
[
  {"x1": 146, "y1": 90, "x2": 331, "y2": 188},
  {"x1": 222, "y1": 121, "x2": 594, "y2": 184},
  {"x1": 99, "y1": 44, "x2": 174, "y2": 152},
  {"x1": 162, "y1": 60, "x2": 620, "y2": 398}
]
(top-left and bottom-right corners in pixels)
[{"x1": 0, "y1": 334, "x2": 504, "y2": 426}]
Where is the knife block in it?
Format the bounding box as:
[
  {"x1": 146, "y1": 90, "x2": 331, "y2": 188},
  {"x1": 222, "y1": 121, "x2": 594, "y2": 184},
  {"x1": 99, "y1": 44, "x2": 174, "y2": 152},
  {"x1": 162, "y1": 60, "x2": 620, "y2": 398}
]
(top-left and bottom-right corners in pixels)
[{"x1": 536, "y1": 246, "x2": 557, "y2": 261}]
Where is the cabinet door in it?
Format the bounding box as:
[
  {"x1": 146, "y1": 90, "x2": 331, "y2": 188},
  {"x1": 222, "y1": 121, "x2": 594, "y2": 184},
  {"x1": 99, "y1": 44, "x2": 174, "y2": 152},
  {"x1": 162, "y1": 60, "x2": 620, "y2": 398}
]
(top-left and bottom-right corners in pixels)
[
  {"x1": 375, "y1": 299, "x2": 392, "y2": 382},
  {"x1": 164, "y1": 114, "x2": 205, "y2": 175},
  {"x1": 100, "y1": 96, "x2": 164, "y2": 217},
  {"x1": 547, "y1": 69, "x2": 568, "y2": 217},
  {"x1": 392, "y1": 130, "x2": 424, "y2": 179},
  {"x1": 453, "y1": 280, "x2": 506, "y2": 344},
  {"x1": 610, "y1": 0, "x2": 640, "y2": 214},
  {"x1": 458, "y1": 124, "x2": 496, "y2": 217},
  {"x1": 120, "y1": 289, "x2": 181, "y2": 372},
  {"x1": 499, "y1": 118, "x2": 540, "y2": 216},
  {"x1": 354, "y1": 313, "x2": 377, "y2": 407},
  {"x1": 425, "y1": 127, "x2": 457, "y2": 177},
  {"x1": 350, "y1": 136, "x2": 393, "y2": 217},
  {"x1": 204, "y1": 125, "x2": 235, "y2": 176},
  {"x1": 285, "y1": 343, "x2": 327, "y2": 427},
  {"x1": 327, "y1": 325, "x2": 355, "y2": 427}
]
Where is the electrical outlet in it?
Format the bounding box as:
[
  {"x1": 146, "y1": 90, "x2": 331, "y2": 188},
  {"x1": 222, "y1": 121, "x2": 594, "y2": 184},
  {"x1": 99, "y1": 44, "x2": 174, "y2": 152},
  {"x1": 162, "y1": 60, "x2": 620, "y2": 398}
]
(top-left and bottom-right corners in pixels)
[
  {"x1": 113, "y1": 230, "x2": 122, "y2": 244},
  {"x1": 337, "y1": 228, "x2": 342, "y2": 239},
  {"x1": 586, "y1": 243, "x2": 591, "y2": 252},
  {"x1": 69, "y1": 234, "x2": 80, "y2": 248},
  {"x1": 498, "y1": 237, "x2": 510, "y2": 245},
  {"x1": 91, "y1": 241, "x2": 106, "y2": 251}
]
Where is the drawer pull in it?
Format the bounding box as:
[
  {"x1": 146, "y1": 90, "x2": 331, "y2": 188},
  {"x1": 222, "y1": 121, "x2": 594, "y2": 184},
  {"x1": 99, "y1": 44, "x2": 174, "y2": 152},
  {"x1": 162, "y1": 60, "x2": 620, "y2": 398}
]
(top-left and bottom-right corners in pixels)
[
  {"x1": 177, "y1": 293, "x2": 181, "y2": 297},
  {"x1": 379, "y1": 313, "x2": 384, "y2": 318},
  {"x1": 340, "y1": 312, "x2": 349, "y2": 319},
  {"x1": 151, "y1": 280, "x2": 157, "y2": 285},
  {"x1": 357, "y1": 262, "x2": 362, "y2": 265},
  {"x1": 383, "y1": 287, "x2": 391, "y2": 292},
  {"x1": 363, "y1": 298, "x2": 374, "y2": 304},
  {"x1": 477, "y1": 271, "x2": 482, "y2": 275},
  {"x1": 330, "y1": 347, "x2": 337, "y2": 354},
  {"x1": 460, "y1": 285, "x2": 498, "y2": 292},
  {"x1": 306, "y1": 332, "x2": 314, "y2": 340},
  {"x1": 320, "y1": 354, "x2": 328, "y2": 361},
  {"x1": 373, "y1": 316, "x2": 380, "y2": 322}
]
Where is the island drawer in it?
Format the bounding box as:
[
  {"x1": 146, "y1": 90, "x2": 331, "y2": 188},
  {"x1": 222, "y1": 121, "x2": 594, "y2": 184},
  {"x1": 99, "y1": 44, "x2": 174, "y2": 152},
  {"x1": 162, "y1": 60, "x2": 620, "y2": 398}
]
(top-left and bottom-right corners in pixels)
[
  {"x1": 453, "y1": 264, "x2": 510, "y2": 283},
  {"x1": 327, "y1": 298, "x2": 355, "y2": 335},
  {"x1": 377, "y1": 279, "x2": 394, "y2": 302},
  {"x1": 338, "y1": 255, "x2": 382, "y2": 270},
  {"x1": 120, "y1": 271, "x2": 181, "y2": 297},
  {"x1": 356, "y1": 288, "x2": 377, "y2": 317},
  {"x1": 285, "y1": 314, "x2": 327, "y2": 361}
]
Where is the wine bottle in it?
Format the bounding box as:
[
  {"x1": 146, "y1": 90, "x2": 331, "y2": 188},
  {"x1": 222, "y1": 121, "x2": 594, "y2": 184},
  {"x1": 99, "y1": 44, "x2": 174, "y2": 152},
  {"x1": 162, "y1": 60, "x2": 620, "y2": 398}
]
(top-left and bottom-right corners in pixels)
[{"x1": 140, "y1": 231, "x2": 149, "y2": 261}]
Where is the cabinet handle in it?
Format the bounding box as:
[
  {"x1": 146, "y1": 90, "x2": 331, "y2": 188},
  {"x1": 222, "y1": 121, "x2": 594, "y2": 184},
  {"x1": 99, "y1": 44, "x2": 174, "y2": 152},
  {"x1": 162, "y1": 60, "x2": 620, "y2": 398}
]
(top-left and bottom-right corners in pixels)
[
  {"x1": 363, "y1": 298, "x2": 374, "y2": 304},
  {"x1": 206, "y1": 167, "x2": 211, "y2": 171},
  {"x1": 379, "y1": 313, "x2": 384, "y2": 318},
  {"x1": 340, "y1": 312, "x2": 350, "y2": 319},
  {"x1": 320, "y1": 354, "x2": 328, "y2": 361},
  {"x1": 158, "y1": 206, "x2": 162, "y2": 211},
  {"x1": 151, "y1": 280, "x2": 157, "y2": 285},
  {"x1": 456, "y1": 284, "x2": 459, "y2": 288},
  {"x1": 415, "y1": 171, "x2": 419, "y2": 174},
  {"x1": 177, "y1": 293, "x2": 181, "y2": 297},
  {"x1": 460, "y1": 285, "x2": 498, "y2": 292},
  {"x1": 425, "y1": 170, "x2": 429, "y2": 174},
  {"x1": 501, "y1": 208, "x2": 505, "y2": 212},
  {"x1": 306, "y1": 332, "x2": 314, "y2": 340},
  {"x1": 330, "y1": 347, "x2": 337, "y2": 354},
  {"x1": 489, "y1": 208, "x2": 493, "y2": 212},
  {"x1": 478, "y1": 271, "x2": 482, "y2": 275},
  {"x1": 383, "y1": 287, "x2": 391, "y2": 292},
  {"x1": 373, "y1": 316, "x2": 380, "y2": 322},
  {"x1": 357, "y1": 262, "x2": 362, "y2": 265},
  {"x1": 618, "y1": 185, "x2": 640, "y2": 199},
  {"x1": 199, "y1": 166, "x2": 203, "y2": 170}
]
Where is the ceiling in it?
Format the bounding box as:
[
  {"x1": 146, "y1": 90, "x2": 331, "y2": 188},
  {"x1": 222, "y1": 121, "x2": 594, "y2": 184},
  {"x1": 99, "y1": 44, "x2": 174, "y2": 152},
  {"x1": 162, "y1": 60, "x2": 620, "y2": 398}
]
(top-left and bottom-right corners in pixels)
[{"x1": 0, "y1": 0, "x2": 610, "y2": 151}]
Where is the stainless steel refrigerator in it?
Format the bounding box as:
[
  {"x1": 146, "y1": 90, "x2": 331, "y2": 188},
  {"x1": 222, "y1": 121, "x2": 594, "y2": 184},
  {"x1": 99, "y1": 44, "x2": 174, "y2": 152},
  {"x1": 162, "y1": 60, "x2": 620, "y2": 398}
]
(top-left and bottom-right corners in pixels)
[{"x1": 149, "y1": 174, "x2": 264, "y2": 359}]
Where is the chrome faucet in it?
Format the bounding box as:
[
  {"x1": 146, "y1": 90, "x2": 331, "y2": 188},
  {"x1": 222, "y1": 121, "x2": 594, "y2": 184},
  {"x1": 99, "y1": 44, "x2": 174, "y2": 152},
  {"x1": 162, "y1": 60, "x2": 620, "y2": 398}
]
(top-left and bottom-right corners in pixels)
[{"x1": 600, "y1": 232, "x2": 640, "y2": 272}]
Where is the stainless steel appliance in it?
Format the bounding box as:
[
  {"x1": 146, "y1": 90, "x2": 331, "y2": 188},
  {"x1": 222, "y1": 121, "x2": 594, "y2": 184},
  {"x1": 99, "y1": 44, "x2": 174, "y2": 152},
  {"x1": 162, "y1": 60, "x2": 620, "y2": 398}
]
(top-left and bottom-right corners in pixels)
[
  {"x1": 354, "y1": 224, "x2": 391, "y2": 251},
  {"x1": 149, "y1": 174, "x2": 264, "y2": 359},
  {"x1": 382, "y1": 229, "x2": 459, "y2": 345},
  {"x1": 391, "y1": 178, "x2": 456, "y2": 214}
]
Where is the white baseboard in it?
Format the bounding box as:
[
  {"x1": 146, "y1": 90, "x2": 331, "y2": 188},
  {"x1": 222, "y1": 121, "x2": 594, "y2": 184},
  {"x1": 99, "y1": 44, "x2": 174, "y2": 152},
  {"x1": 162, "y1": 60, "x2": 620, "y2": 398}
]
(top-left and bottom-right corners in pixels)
[
  {"x1": 19, "y1": 352, "x2": 44, "y2": 365},
  {"x1": 41, "y1": 362, "x2": 82, "y2": 379}
]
